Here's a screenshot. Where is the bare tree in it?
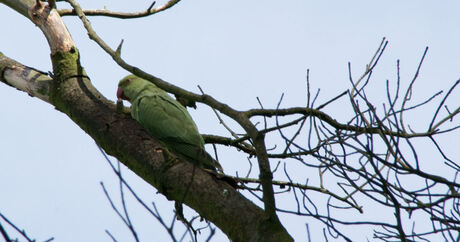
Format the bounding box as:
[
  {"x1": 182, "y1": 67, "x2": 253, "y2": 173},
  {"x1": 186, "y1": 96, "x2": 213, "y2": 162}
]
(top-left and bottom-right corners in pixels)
[{"x1": 0, "y1": 1, "x2": 459, "y2": 241}]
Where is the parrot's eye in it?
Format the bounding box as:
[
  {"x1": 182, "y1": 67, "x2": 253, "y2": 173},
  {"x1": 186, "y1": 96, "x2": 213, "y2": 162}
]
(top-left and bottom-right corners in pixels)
[{"x1": 126, "y1": 79, "x2": 132, "y2": 84}]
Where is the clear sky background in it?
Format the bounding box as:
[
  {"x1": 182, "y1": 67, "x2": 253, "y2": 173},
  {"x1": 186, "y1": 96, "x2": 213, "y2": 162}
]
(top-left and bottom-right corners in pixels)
[{"x1": 1, "y1": 0, "x2": 459, "y2": 241}]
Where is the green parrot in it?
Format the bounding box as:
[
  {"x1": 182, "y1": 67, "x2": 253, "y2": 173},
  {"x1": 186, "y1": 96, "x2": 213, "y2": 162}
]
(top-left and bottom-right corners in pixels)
[{"x1": 117, "y1": 74, "x2": 223, "y2": 172}]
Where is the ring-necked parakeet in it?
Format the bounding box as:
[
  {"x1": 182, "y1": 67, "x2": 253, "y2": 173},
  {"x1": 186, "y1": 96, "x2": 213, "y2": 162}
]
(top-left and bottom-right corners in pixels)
[{"x1": 117, "y1": 75, "x2": 223, "y2": 172}]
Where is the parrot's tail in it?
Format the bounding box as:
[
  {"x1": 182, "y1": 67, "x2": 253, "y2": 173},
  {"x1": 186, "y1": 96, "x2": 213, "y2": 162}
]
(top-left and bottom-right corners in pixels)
[
  {"x1": 168, "y1": 142, "x2": 238, "y2": 188},
  {"x1": 167, "y1": 142, "x2": 223, "y2": 171}
]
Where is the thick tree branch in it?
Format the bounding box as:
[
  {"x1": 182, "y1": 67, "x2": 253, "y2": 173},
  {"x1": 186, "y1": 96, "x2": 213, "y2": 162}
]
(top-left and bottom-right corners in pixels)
[
  {"x1": 1, "y1": 0, "x2": 34, "y2": 18},
  {"x1": 28, "y1": 0, "x2": 74, "y2": 54},
  {"x1": 0, "y1": 52, "x2": 51, "y2": 102}
]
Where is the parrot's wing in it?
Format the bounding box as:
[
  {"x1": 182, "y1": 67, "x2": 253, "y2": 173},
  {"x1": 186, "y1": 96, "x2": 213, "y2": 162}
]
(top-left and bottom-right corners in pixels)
[
  {"x1": 132, "y1": 93, "x2": 222, "y2": 171},
  {"x1": 132, "y1": 93, "x2": 202, "y2": 145}
]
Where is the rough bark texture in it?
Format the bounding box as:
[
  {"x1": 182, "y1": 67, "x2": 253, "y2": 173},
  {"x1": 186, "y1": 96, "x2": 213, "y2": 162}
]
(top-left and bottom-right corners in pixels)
[{"x1": 0, "y1": 0, "x2": 293, "y2": 241}]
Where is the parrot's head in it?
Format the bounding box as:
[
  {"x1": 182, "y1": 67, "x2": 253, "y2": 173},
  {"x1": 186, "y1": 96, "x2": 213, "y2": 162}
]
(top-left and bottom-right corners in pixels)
[{"x1": 117, "y1": 74, "x2": 150, "y2": 102}]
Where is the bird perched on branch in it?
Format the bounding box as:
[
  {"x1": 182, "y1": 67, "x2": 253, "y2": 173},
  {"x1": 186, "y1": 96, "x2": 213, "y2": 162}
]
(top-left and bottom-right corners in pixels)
[{"x1": 117, "y1": 74, "x2": 223, "y2": 173}]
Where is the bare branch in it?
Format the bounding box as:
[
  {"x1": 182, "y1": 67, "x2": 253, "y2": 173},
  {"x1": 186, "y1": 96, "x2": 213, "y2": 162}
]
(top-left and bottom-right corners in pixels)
[{"x1": 58, "y1": 0, "x2": 181, "y2": 19}]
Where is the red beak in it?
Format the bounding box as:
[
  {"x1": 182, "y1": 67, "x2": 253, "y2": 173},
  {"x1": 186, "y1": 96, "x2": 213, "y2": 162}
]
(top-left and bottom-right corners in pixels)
[{"x1": 117, "y1": 87, "x2": 129, "y2": 100}]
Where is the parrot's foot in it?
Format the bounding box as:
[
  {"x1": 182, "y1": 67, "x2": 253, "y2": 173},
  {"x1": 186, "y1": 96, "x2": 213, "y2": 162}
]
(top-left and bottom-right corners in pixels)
[
  {"x1": 156, "y1": 147, "x2": 180, "y2": 171},
  {"x1": 116, "y1": 99, "x2": 131, "y2": 114}
]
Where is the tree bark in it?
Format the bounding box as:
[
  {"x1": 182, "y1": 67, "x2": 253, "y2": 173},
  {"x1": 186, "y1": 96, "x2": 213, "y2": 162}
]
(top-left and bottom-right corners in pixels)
[{"x1": 0, "y1": 0, "x2": 293, "y2": 241}]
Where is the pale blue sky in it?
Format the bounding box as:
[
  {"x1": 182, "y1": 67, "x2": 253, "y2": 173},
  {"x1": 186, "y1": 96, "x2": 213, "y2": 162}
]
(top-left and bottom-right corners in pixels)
[{"x1": 1, "y1": 0, "x2": 459, "y2": 241}]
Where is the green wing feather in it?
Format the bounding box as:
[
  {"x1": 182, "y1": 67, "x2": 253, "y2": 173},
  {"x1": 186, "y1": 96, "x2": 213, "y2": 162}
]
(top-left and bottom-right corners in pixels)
[
  {"x1": 132, "y1": 94, "x2": 204, "y2": 147},
  {"x1": 119, "y1": 75, "x2": 222, "y2": 172}
]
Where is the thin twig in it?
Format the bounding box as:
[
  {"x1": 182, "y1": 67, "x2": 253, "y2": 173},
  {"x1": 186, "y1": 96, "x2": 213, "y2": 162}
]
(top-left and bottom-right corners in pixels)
[{"x1": 59, "y1": 0, "x2": 181, "y2": 19}]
